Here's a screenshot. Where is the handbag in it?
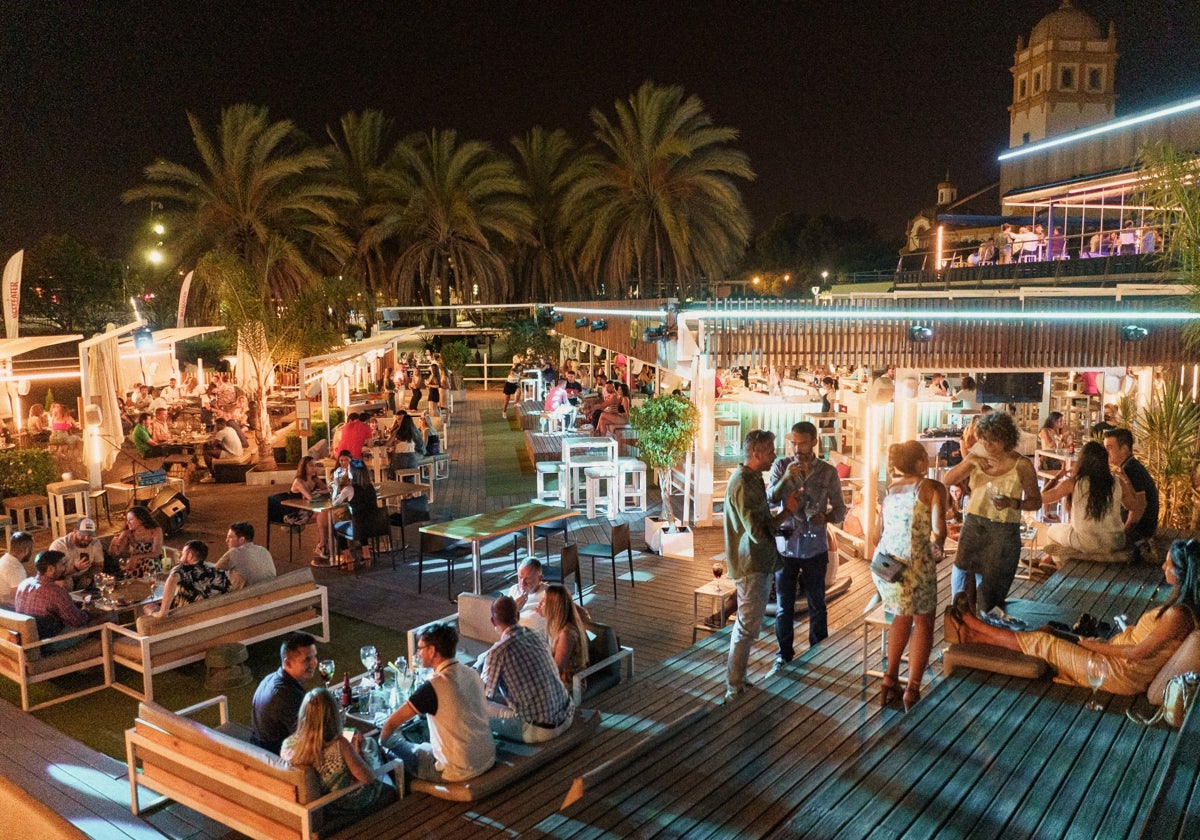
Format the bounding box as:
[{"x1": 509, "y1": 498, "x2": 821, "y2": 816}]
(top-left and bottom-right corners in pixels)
[
  {"x1": 1127, "y1": 671, "x2": 1199, "y2": 729},
  {"x1": 870, "y1": 551, "x2": 906, "y2": 583}
]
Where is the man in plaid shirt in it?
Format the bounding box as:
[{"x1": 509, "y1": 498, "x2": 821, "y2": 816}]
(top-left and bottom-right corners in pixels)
[
  {"x1": 15, "y1": 550, "x2": 91, "y2": 652},
  {"x1": 478, "y1": 595, "x2": 574, "y2": 743}
]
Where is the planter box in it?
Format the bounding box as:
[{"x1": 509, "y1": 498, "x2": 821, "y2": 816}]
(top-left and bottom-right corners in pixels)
[{"x1": 645, "y1": 516, "x2": 691, "y2": 557}]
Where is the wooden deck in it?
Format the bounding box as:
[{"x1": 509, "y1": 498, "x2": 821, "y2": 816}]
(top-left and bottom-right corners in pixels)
[{"x1": 3, "y1": 389, "x2": 1195, "y2": 838}]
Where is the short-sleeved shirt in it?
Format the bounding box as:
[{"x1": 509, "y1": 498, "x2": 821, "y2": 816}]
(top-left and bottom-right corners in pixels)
[
  {"x1": 479, "y1": 625, "x2": 573, "y2": 727},
  {"x1": 0, "y1": 552, "x2": 27, "y2": 605},
  {"x1": 216, "y1": 543, "x2": 277, "y2": 587},
  {"x1": 49, "y1": 535, "x2": 105, "y2": 588},
  {"x1": 1122, "y1": 456, "x2": 1159, "y2": 541},
  {"x1": 408, "y1": 660, "x2": 494, "y2": 782},
  {"x1": 250, "y1": 668, "x2": 305, "y2": 754},
  {"x1": 170, "y1": 562, "x2": 231, "y2": 609},
  {"x1": 131, "y1": 423, "x2": 153, "y2": 457}
]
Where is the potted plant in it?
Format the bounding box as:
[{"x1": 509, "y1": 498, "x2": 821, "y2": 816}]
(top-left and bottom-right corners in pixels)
[
  {"x1": 438, "y1": 340, "x2": 473, "y2": 398},
  {"x1": 628, "y1": 392, "x2": 700, "y2": 553}
]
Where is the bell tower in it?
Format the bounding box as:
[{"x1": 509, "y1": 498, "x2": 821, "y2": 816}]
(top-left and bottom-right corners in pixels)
[{"x1": 1009, "y1": 1, "x2": 1117, "y2": 148}]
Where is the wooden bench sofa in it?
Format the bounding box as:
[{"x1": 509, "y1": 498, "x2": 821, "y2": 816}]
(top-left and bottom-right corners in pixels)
[
  {"x1": 212, "y1": 447, "x2": 256, "y2": 483},
  {"x1": 126, "y1": 696, "x2": 401, "y2": 840},
  {"x1": 109, "y1": 568, "x2": 329, "y2": 702},
  {"x1": 0, "y1": 608, "x2": 110, "y2": 711}
]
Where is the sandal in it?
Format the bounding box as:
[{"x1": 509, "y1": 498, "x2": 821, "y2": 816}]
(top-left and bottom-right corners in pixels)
[{"x1": 903, "y1": 685, "x2": 922, "y2": 712}]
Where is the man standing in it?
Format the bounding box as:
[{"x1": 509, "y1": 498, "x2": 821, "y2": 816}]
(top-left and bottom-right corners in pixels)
[
  {"x1": 250, "y1": 632, "x2": 318, "y2": 754},
  {"x1": 0, "y1": 531, "x2": 34, "y2": 606},
  {"x1": 337, "y1": 413, "x2": 372, "y2": 460},
  {"x1": 1104, "y1": 428, "x2": 1159, "y2": 549},
  {"x1": 478, "y1": 596, "x2": 574, "y2": 743},
  {"x1": 508, "y1": 558, "x2": 548, "y2": 635},
  {"x1": 767, "y1": 422, "x2": 847, "y2": 673},
  {"x1": 14, "y1": 551, "x2": 92, "y2": 651},
  {"x1": 215, "y1": 521, "x2": 277, "y2": 589},
  {"x1": 723, "y1": 429, "x2": 800, "y2": 702},
  {"x1": 381, "y1": 622, "x2": 495, "y2": 782},
  {"x1": 49, "y1": 518, "x2": 104, "y2": 590}
]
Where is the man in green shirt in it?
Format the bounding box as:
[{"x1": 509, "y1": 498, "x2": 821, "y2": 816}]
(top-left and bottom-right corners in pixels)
[
  {"x1": 130, "y1": 412, "x2": 154, "y2": 458},
  {"x1": 723, "y1": 429, "x2": 800, "y2": 702}
]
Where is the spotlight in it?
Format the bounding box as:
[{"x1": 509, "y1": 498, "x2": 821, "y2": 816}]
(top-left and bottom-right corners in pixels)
[
  {"x1": 590, "y1": 319, "x2": 607, "y2": 332},
  {"x1": 574, "y1": 317, "x2": 590, "y2": 328},
  {"x1": 1121, "y1": 325, "x2": 1149, "y2": 342},
  {"x1": 133, "y1": 325, "x2": 155, "y2": 350},
  {"x1": 908, "y1": 325, "x2": 934, "y2": 343},
  {"x1": 550, "y1": 311, "x2": 564, "y2": 323},
  {"x1": 643, "y1": 326, "x2": 666, "y2": 342}
]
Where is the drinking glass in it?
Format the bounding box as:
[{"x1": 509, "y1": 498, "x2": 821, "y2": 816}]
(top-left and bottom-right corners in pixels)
[
  {"x1": 359, "y1": 645, "x2": 378, "y2": 674},
  {"x1": 318, "y1": 659, "x2": 336, "y2": 686},
  {"x1": 1085, "y1": 655, "x2": 1107, "y2": 711},
  {"x1": 96, "y1": 573, "x2": 115, "y2": 608},
  {"x1": 711, "y1": 561, "x2": 724, "y2": 593}
]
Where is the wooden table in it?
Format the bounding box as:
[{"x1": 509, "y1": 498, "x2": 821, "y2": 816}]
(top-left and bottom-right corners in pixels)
[
  {"x1": 282, "y1": 482, "x2": 432, "y2": 566},
  {"x1": 419, "y1": 502, "x2": 579, "y2": 594}
]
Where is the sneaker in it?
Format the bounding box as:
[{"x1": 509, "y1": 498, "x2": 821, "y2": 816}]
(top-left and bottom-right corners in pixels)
[
  {"x1": 721, "y1": 687, "x2": 745, "y2": 705},
  {"x1": 767, "y1": 658, "x2": 789, "y2": 678},
  {"x1": 983, "y1": 606, "x2": 1026, "y2": 630}
]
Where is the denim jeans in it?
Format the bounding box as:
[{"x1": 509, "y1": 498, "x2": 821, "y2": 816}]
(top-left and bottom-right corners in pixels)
[
  {"x1": 726, "y1": 571, "x2": 772, "y2": 692},
  {"x1": 775, "y1": 551, "x2": 829, "y2": 661}
]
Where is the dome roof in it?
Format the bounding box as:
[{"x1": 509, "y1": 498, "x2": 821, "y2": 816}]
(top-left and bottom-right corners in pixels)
[{"x1": 1030, "y1": 1, "x2": 1101, "y2": 43}]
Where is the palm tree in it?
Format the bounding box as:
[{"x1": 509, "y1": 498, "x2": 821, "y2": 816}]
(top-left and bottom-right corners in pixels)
[
  {"x1": 368, "y1": 128, "x2": 531, "y2": 309},
  {"x1": 566, "y1": 82, "x2": 754, "y2": 299},
  {"x1": 326, "y1": 110, "x2": 397, "y2": 304},
  {"x1": 123, "y1": 103, "x2": 353, "y2": 305},
  {"x1": 510, "y1": 127, "x2": 594, "y2": 301}
]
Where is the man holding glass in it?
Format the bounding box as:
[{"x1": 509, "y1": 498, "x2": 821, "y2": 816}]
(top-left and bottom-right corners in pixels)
[{"x1": 767, "y1": 421, "x2": 847, "y2": 674}]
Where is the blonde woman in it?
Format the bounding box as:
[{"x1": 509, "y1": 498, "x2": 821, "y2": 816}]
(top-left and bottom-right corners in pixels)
[
  {"x1": 539, "y1": 583, "x2": 589, "y2": 688},
  {"x1": 280, "y1": 688, "x2": 390, "y2": 817}
]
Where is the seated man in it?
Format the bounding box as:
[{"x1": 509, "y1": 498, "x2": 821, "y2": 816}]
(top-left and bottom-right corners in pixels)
[
  {"x1": 250, "y1": 631, "x2": 319, "y2": 754},
  {"x1": 0, "y1": 531, "x2": 34, "y2": 607},
  {"x1": 508, "y1": 558, "x2": 547, "y2": 635},
  {"x1": 14, "y1": 550, "x2": 93, "y2": 652},
  {"x1": 129, "y1": 412, "x2": 159, "y2": 458},
  {"x1": 148, "y1": 406, "x2": 172, "y2": 446},
  {"x1": 49, "y1": 518, "x2": 103, "y2": 591},
  {"x1": 202, "y1": 417, "x2": 243, "y2": 478},
  {"x1": 1104, "y1": 428, "x2": 1160, "y2": 549},
  {"x1": 215, "y1": 521, "x2": 277, "y2": 589},
  {"x1": 380, "y1": 622, "x2": 495, "y2": 782},
  {"x1": 477, "y1": 596, "x2": 574, "y2": 743}
]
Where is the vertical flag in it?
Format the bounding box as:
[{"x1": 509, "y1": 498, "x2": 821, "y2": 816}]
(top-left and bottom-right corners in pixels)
[
  {"x1": 2, "y1": 250, "x2": 23, "y2": 339},
  {"x1": 176, "y1": 270, "x2": 193, "y2": 328}
]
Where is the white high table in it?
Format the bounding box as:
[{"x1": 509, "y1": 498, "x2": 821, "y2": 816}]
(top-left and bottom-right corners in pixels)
[{"x1": 562, "y1": 435, "x2": 617, "y2": 507}]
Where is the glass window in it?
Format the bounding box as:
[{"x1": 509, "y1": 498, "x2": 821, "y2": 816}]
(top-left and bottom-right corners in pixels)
[
  {"x1": 1018, "y1": 78, "x2": 1027, "y2": 99},
  {"x1": 1061, "y1": 67, "x2": 1074, "y2": 89},
  {"x1": 1088, "y1": 67, "x2": 1102, "y2": 90},
  {"x1": 1033, "y1": 71, "x2": 1042, "y2": 93}
]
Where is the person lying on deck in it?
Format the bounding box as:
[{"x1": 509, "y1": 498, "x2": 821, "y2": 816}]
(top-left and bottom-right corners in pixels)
[{"x1": 944, "y1": 539, "x2": 1199, "y2": 695}]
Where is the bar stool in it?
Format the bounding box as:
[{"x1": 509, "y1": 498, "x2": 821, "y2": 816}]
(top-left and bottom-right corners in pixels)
[
  {"x1": 861, "y1": 604, "x2": 908, "y2": 685},
  {"x1": 0, "y1": 514, "x2": 13, "y2": 550},
  {"x1": 5, "y1": 493, "x2": 49, "y2": 532},
  {"x1": 716, "y1": 417, "x2": 741, "y2": 455},
  {"x1": 47, "y1": 479, "x2": 90, "y2": 539},
  {"x1": 585, "y1": 466, "x2": 618, "y2": 520},
  {"x1": 535, "y1": 461, "x2": 567, "y2": 504},
  {"x1": 617, "y1": 457, "x2": 647, "y2": 512}
]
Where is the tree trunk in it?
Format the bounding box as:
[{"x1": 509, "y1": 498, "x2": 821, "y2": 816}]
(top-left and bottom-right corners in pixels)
[{"x1": 657, "y1": 466, "x2": 677, "y2": 532}]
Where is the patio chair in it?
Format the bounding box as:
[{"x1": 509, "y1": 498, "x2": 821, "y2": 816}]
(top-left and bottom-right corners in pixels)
[
  {"x1": 511, "y1": 515, "x2": 571, "y2": 565},
  {"x1": 577, "y1": 522, "x2": 634, "y2": 599},
  {"x1": 265, "y1": 491, "x2": 305, "y2": 563},
  {"x1": 418, "y1": 531, "x2": 473, "y2": 602},
  {"x1": 544, "y1": 541, "x2": 583, "y2": 605}
]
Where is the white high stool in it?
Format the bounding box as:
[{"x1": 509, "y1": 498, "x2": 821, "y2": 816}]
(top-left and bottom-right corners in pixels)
[
  {"x1": 617, "y1": 457, "x2": 647, "y2": 512},
  {"x1": 535, "y1": 461, "x2": 567, "y2": 504},
  {"x1": 716, "y1": 417, "x2": 741, "y2": 455},
  {"x1": 585, "y1": 466, "x2": 618, "y2": 520},
  {"x1": 47, "y1": 479, "x2": 90, "y2": 540}
]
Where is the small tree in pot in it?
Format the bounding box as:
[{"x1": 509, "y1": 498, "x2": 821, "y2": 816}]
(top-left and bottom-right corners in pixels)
[
  {"x1": 628, "y1": 392, "x2": 700, "y2": 532},
  {"x1": 438, "y1": 340, "x2": 473, "y2": 394}
]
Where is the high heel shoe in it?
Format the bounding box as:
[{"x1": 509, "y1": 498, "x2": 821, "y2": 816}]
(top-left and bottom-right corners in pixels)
[
  {"x1": 880, "y1": 677, "x2": 902, "y2": 706},
  {"x1": 903, "y1": 685, "x2": 922, "y2": 712}
]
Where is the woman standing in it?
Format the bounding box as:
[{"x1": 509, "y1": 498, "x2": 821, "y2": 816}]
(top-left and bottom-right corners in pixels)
[
  {"x1": 947, "y1": 540, "x2": 1199, "y2": 695},
  {"x1": 281, "y1": 688, "x2": 390, "y2": 817},
  {"x1": 426, "y1": 354, "x2": 444, "y2": 418},
  {"x1": 291, "y1": 456, "x2": 330, "y2": 559},
  {"x1": 943, "y1": 412, "x2": 1041, "y2": 618},
  {"x1": 382, "y1": 366, "x2": 397, "y2": 414},
  {"x1": 108, "y1": 506, "x2": 164, "y2": 578},
  {"x1": 406, "y1": 366, "x2": 424, "y2": 412},
  {"x1": 1040, "y1": 441, "x2": 1144, "y2": 555},
  {"x1": 144, "y1": 541, "x2": 230, "y2": 618},
  {"x1": 501, "y1": 357, "x2": 523, "y2": 418},
  {"x1": 870, "y1": 441, "x2": 948, "y2": 710},
  {"x1": 539, "y1": 584, "x2": 590, "y2": 689}
]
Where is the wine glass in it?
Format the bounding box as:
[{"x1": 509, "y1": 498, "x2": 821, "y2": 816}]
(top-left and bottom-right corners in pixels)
[
  {"x1": 359, "y1": 645, "x2": 378, "y2": 674},
  {"x1": 711, "y1": 561, "x2": 724, "y2": 592},
  {"x1": 1085, "y1": 655, "x2": 1107, "y2": 711},
  {"x1": 318, "y1": 659, "x2": 336, "y2": 686},
  {"x1": 96, "y1": 573, "x2": 115, "y2": 608}
]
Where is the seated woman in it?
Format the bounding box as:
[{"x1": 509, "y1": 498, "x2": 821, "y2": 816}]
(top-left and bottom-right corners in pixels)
[
  {"x1": 143, "y1": 541, "x2": 230, "y2": 618},
  {"x1": 946, "y1": 539, "x2": 1200, "y2": 695},
  {"x1": 594, "y1": 383, "x2": 631, "y2": 437},
  {"x1": 1040, "y1": 441, "x2": 1144, "y2": 555},
  {"x1": 26, "y1": 404, "x2": 49, "y2": 441},
  {"x1": 387, "y1": 412, "x2": 425, "y2": 472},
  {"x1": 539, "y1": 584, "x2": 590, "y2": 689},
  {"x1": 282, "y1": 688, "x2": 392, "y2": 819},
  {"x1": 108, "y1": 506, "x2": 164, "y2": 578},
  {"x1": 48, "y1": 402, "x2": 81, "y2": 446},
  {"x1": 291, "y1": 456, "x2": 330, "y2": 559}
]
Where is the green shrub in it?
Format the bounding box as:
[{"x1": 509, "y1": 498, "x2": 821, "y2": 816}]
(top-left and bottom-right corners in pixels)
[
  {"x1": 285, "y1": 435, "x2": 302, "y2": 464},
  {"x1": 0, "y1": 448, "x2": 60, "y2": 498}
]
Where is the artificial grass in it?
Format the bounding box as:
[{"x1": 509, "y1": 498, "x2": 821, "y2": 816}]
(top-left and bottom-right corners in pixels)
[
  {"x1": 10, "y1": 613, "x2": 410, "y2": 761},
  {"x1": 480, "y1": 406, "x2": 536, "y2": 498}
]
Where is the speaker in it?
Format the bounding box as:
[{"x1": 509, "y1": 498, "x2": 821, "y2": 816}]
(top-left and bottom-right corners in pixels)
[{"x1": 151, "y1": 490, "x2": 190, "y2": 535}]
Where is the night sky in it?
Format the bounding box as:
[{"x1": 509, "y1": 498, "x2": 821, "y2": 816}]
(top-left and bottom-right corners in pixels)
[{"x1": 4, "y1": 1, "x2": 1200, "y2": 260}]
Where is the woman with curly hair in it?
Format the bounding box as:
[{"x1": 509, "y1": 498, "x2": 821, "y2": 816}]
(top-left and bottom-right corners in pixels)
[
  {"x1": 108, "y1": 505, "x2": 163, "y2": 578},
  {"x1": 947, "y1": 539, "x2": 1200, "y2": 695},
  {"x1": 942, "y1": 412, "x2": 1041, "y2": 617}
]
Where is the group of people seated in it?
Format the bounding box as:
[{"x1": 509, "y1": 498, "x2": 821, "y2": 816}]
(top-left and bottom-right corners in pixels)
[{"x1": 960, "y1": 219, "x2": 1158, "y2": 266}]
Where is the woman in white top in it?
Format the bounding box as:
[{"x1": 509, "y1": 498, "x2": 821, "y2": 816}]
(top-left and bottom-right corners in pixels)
[{"x1": 1041, "y1": 441, "x2": 1144, "y2": 555}]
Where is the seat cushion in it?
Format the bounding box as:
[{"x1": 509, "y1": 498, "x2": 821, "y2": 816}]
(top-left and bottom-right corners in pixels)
[
  {"x1": 1148, "y1": 630, "x2": 1200, "y2": 705},
  {"x1": 942, "y1": 642, "x2": 1051, "y2": 679}
]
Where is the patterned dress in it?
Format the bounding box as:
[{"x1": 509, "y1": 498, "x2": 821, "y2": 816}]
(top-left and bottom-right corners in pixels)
[
  {"x1": 280, "y1": 736, "x2": 389, "y2": 816},
  {"x1": 872, "y1": 479, "x2": 938, "y2": 616}
]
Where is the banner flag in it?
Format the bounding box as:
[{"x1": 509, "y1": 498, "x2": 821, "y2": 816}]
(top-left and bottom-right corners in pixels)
[
  {"x1": 176, "y1": 270, "x2": 193, "y2": 327},
  {"x1": 2, "y1": 250, "x2": 23, "y2": 339}
]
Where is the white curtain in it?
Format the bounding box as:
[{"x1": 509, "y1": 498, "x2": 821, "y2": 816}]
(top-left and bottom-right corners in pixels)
[{"x1": 87, "y1": 339, "x2": 124, "y2": 471}]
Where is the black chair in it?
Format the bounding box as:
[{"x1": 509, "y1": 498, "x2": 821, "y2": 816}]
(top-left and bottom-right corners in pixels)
[
  {"x1": 580, "y1": 618, "x2": 624, "y2": 700},
  {"x1": 417, "y1": 531, "x2": 473, "y2": 601},
  {"x1": 265, "y1": 492, "x2": 305, "y2": 563},
  {"x1": 577, "y1": 522, "x2": 634, "y2": 599},
  {"x1": 385, "y1": 494, "x2": 431, "y2": 568},
  {"x1": 333, "y1": 483, "x2": 390, "y2": 571},
  {"x1": 511, "y1": 517, "x2": 570, "y2": 574},
  {"x1": 544, "y1": 542, "x2": 583, "y2": 605}
]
